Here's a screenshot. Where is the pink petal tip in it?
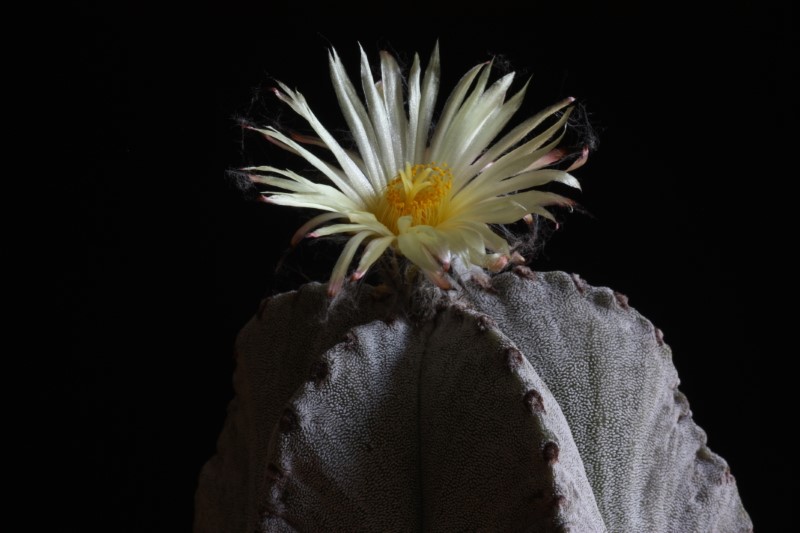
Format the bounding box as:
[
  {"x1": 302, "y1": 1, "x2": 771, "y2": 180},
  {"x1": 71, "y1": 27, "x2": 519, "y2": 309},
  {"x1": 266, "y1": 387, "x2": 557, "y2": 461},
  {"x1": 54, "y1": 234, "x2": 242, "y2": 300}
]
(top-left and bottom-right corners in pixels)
[
  {"x1": 566, "y1": 145, "x2": 590, "y2": 172},
  {"x1": 430, "y1": 271, "x2": 452, "y2": 290},
  {"x1": 327, "y1": 281, "x2": 343, "y2": 298},
  {"x1": 488, "y1": 255, "x2": 509, "y2": 272}
]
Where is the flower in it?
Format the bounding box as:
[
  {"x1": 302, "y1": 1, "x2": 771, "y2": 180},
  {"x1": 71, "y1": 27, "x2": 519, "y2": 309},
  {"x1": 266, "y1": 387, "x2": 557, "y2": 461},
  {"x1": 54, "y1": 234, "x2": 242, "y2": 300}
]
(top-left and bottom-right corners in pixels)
[{"x1": 246, "y1": 43, "x2": 586, "y2": 296}]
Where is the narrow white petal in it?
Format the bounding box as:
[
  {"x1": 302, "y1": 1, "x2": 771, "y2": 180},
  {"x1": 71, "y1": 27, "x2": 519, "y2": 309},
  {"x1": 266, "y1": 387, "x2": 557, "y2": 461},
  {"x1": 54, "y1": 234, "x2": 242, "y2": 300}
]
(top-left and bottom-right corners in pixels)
[
  {"x1": 449, "y1": 227, "x2": 485, "y2": 258},
  {"x1": 245, "y1": 163, "x2": 351, "y2": 193},
  {"x1": 285, "y1": 131, "x2": 328, "y2": 149},
  {"x1": 450, "y1": 109, "x2": 573, "y2": 202},
  {"x1": 250, "y1": 165, "x2": 366, "y2": 198},
  {"x1": 412, "y1": 226, "x2": 451, "y2": 264},
  {"x1": 437, "y1": 221, "x2": 510, "y2": 258},
  {"x1": 346, "y1": 211, "x2": 392, "y2": 235},
  {"x1": 415, "y1": 42, "x2": 440, "y2": 163},
  {"x1": 291, "y1": 212, "x2": 347, "y2": 246},
  {"x1": 450, "y1": 59, "x2": 493, "y2": 121},
  {"x1": 306, "y1": 210, "x2": 393, "y2": 238},
  {"x1": 523, "y1": 147, "x2": 567, "y2": 171},
  {"x1": 452, "y1": 196, "x2": 530, "y2": 224},
  {"x1": 406, "y1": 53, "x2": 422, "y2": 165},
  {"x1": 397, "y1": 232, "x2": 442, "y2": 274},
  {"x1": 480, "y1": 169, "x2": 581, "y2": 198},
  {"x1": 433, "y1": 71, "x2": 515, "y2": 167},
  {"x1": 459, "y1": 221, "x2": 511, "y2": 253},
  {"x1": 266, "y1": 194, "x2": 353, "y2": 213},
  {"x1": 309, "y1": 223, "x2": 377, "y2": 237},
  {"x1": 353, "y1": 236, "x2": 395, "y2": 278},
  {"x1": 380, "y1": 51, "x2": 407, "y2": 166},
  {"x1": 456, "y1": 189, "x2": 572, "y2": 224},
  {"x1": 566, "y1": 145, "x2": 590, "y2": 171},
  {"x1": 427, "y1": 61, "x2": 487, "y2": 160},
  {"x1": 449, "y1": 146, "x2": 549, "y2": 213},
  {"x1": 249, "y1": 175, "x2": 310, "y2": 192},
  {"x1": 256, "y1": 129, "x2": 302, "y2": 156},
  {"x1": 328, "y1": 231, "x2": 372, "y2": 296},
  {"x1": 449, "y1": 78, "x2": 530, "y2": 180},
  {"x1": 254, "y1": 127, "x2": 365, "y2": 201},
  {"x1": 528, "y1": 206, "x2": 558, "y2": 222},
  {"x1": 360, "y1": 46, "x2": 397, "y2": 176},
  {"x1": 470, "y1": 97, "x2": 575, "y2": 172},
  {"x1": 502, "y1": 190, "x2": 575, "y2": 211},
  {"x1": 245, "y1": 165, "x2": 312, "y2": 183},
  {"x1": 249, "y1": 168, "x2": 361, "y2": 212},
  {"x1": 283, "y1": 132, "x2": 370, "y2": 174},
  {"x1": 513, "y1": 108, "x2": 574, "y2": 156},
  {"x1": 272, "y1": 86, "x2": 376, "y2": 198},
  {"x1": 328, "y1": 49, "x2": 384, "y2": 189}
]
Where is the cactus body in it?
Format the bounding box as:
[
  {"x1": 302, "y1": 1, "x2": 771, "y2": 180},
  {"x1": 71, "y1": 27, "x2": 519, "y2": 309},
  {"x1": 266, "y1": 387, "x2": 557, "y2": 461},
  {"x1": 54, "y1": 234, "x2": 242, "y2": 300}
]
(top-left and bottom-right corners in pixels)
[{"x1": 195, "y1": 270, "x2": 751, "y2": 532}]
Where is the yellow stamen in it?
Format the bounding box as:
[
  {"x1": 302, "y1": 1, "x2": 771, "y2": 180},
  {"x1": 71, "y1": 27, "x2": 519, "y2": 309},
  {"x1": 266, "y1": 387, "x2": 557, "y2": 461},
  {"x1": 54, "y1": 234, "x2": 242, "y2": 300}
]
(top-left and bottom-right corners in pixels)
[{"x1": 378, "y1": 162, "x2": 453, "y2": 232}]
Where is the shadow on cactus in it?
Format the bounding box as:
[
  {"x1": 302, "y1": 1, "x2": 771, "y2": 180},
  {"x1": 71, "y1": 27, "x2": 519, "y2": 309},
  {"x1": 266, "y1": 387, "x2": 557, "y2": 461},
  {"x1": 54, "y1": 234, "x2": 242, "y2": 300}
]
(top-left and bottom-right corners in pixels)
[{"x1": 196, "y1": 43, "x2": 752, "y2": 532}]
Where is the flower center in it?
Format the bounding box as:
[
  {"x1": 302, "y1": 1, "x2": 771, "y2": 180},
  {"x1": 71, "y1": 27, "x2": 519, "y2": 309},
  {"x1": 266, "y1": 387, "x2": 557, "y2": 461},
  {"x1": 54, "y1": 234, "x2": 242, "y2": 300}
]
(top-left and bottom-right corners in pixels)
[{"x1": 379, "y1": 162, "x2": 453, "y2": 232}]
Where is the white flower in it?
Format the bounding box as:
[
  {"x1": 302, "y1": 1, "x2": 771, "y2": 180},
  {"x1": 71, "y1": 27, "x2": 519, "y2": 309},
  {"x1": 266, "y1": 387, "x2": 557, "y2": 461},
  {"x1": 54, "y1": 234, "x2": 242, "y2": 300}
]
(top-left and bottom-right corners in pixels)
[{"x1": 247, "y1": 43, "x2": 586, "y2": 296}]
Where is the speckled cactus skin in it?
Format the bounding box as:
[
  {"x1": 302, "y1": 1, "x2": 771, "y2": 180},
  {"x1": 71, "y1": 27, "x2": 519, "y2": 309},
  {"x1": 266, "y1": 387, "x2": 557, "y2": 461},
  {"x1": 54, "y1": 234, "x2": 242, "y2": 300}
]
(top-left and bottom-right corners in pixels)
[{"x1": 195, "y1": 270, "x2": 752, "y2": 532}]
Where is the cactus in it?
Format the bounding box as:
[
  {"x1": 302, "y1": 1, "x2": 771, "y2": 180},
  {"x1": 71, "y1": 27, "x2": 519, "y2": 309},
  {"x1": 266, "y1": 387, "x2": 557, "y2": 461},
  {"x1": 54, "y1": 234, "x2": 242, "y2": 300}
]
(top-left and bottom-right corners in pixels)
[
  {"x1": 195, "y1": 270, "x2": 751, "y2": 531},
  {"x1": 197, "y1": 43, "x2": 751, "y2": 531}
]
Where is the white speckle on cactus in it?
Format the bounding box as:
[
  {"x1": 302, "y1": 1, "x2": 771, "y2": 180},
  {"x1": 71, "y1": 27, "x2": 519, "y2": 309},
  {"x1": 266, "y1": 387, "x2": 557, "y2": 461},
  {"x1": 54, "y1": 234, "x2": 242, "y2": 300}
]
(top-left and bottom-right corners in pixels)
[{"x1": 195, "y1": 272, "x2": 751, "y2": 532}]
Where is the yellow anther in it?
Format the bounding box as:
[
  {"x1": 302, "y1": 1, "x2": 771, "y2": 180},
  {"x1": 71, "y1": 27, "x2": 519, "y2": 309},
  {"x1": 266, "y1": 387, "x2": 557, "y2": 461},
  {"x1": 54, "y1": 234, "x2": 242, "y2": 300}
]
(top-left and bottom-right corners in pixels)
[{"x1": 379, "y1": 162, "x2": 453, "y2": 232}]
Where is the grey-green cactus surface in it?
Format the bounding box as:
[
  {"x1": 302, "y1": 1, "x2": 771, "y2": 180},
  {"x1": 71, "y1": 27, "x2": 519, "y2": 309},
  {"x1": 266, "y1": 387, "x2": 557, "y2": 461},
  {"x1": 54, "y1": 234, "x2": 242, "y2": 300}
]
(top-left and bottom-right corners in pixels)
[{"x1": 195, "y1": 270, "x2": 751, "y2": 532}]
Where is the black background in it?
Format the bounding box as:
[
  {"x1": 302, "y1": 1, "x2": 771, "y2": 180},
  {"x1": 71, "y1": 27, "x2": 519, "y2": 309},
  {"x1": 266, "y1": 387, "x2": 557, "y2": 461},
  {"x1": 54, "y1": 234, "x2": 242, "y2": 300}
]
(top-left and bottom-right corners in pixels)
[{"x1": 55, "y1": 6, "x2": 793, "y2": 531}]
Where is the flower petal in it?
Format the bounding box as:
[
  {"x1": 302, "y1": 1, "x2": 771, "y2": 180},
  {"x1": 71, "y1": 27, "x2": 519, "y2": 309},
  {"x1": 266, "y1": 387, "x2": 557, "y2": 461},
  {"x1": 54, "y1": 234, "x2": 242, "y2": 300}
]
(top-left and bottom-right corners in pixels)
[
  {"x1": 272, "y1": 84, "x2": 376, "y2": 198},
  {"x1": 253, "y1": 127, "x2": 367, "y2": 202},
  {"x1": 328, "y1": 231, "x2": 372, "y2": 297},
  {"x1": 359, "y1": 46, "x2": 398, "y2": 177},
  {"x1": 470, "y1": 96, "x2": 575, "y2": 173},
  {"x1": 427, "y1": 61, "x2": 488, "y2": 160},
  {"x1": 265, "y1": 194, "x2": 355, "y2": 213},
  {"x1": 432, "y1": 71, "x2": 516, "y2": 171},
  {"x1": 291, "y1": 212, "x2": 347, "y2": 246},
  {"x1": 480, "y1": 169, "x2": 581, "y2": 198},
  {"x1": 407, "y1": 42, "x2": 440, "y2": 165},
  {"x1": 396, "y1": 219, "x2": 444, "y2": 275},
  {"x1": 309, "y1": 223, "x2": 378, "y2": 238},
  {"x1": 249, "y1": 168, "x2": 361, "y2": 213},
  {"x1": 380, "y1": 51, "x2": 408, "y2": 167},
  {"x1": 448, "y1": 78, "x2": 531, "y2": 180},
  {"x1": 329, "y1": 49, "x2": 384, "y2": 189},
  {"x1": 352, "y1": 236, "x2": 395, "y2": 280},
  {"x1": 450, "y1": 108, "x2": 573, "y2": 203}
]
